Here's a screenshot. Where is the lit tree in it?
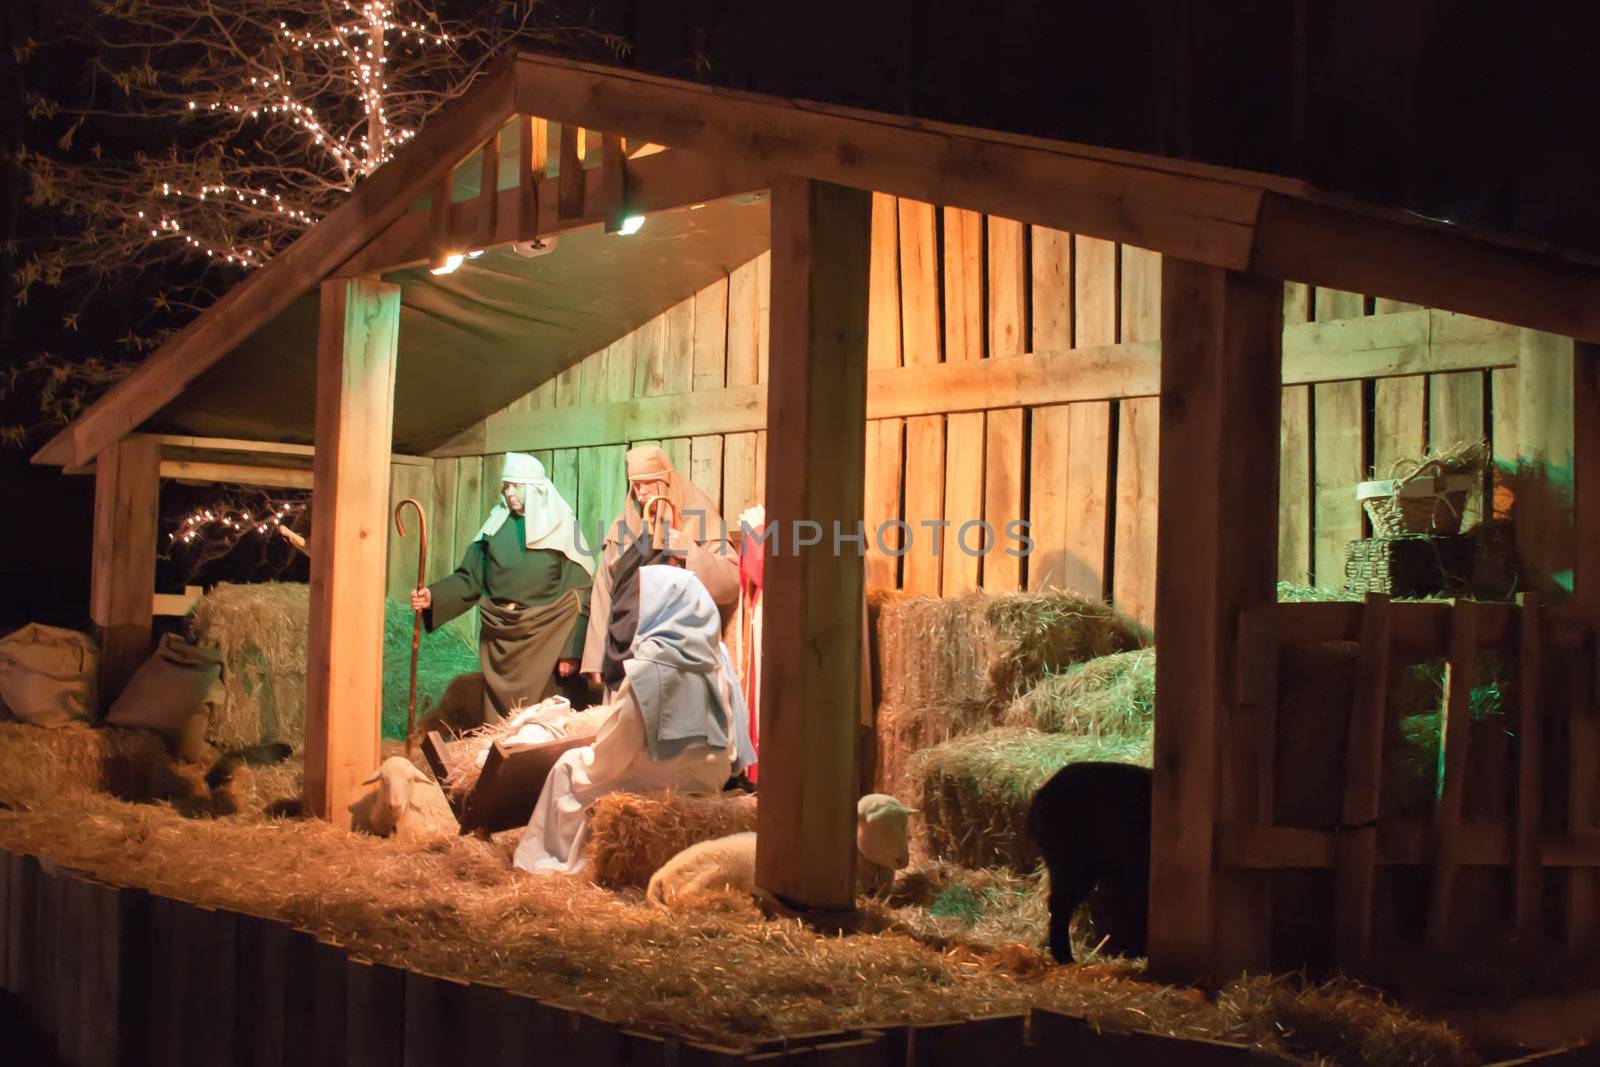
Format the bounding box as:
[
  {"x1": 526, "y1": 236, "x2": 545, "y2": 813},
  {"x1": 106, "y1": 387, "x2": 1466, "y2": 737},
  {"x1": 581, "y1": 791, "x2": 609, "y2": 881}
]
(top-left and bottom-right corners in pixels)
[{"x1": 7, "y1": 1, "x2": 616, "y2": 437}]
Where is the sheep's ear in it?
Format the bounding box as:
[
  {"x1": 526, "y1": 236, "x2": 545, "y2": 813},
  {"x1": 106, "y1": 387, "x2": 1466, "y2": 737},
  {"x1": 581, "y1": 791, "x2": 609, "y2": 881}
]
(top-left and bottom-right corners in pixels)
[
  {"x1": 406, "y1": 762, "x2": 431, "y2": 783},
  {"x1": 360, "y1": 771, "x2": 380, "y2": 786}
]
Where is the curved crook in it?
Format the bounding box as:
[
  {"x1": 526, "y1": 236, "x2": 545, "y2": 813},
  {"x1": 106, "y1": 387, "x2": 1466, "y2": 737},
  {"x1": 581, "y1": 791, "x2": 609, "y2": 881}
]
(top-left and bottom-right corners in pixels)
[{"x1": 394, "y1": 498, "x2": 428, "y2": 589}]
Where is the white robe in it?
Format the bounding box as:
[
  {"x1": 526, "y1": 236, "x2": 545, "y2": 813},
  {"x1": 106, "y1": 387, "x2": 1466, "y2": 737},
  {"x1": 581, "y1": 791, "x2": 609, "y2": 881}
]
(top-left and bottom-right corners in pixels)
[{"x1": 512, "y1": 678, "x2": 732, "y2": 875}]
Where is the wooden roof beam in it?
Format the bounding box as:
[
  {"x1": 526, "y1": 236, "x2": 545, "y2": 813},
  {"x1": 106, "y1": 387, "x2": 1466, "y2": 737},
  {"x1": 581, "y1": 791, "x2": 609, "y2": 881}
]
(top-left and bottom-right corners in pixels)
[
  {"x1": 509, "y1": 53, "x2": 1264, "y2": 270},
  {"x1": 336, "y1": 147, "x2": 767, "y2": 278}
]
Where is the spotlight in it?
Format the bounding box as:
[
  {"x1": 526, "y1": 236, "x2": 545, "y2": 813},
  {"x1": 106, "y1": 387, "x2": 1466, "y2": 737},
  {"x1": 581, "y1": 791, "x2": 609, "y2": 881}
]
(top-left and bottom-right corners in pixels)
[
  {"x1": 616, "y1": 214, "x2": 646, "y2": 237},
  {"x1": 430, "y1": 252, "x2": 464, "y2": 275},
  {"x1": 466, "y1": 249, "x2": 485, "y2": 259}
]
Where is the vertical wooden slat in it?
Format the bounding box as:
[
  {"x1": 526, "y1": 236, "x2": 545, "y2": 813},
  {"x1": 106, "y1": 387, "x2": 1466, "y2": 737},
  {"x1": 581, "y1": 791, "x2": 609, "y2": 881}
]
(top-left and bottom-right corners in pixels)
[
  {"x1": 1149, "y1": 258, "x2": 1282, "y2": 982},
  {"x1": 988, "y1": 218, "x2": 1026, "y2": 360},
  {"x1": 868, "y1": 193, "x2": 902, "y2": 371},
  {"x1": 306, "y1": 278, "x2": 399, "y2": 823},
  {"x1": 690, "y1": 436, "x2": 724, "y2": 511},
  {"x1": 722, "y1": 432, "x2": 759, "y2": 524},
  {"x1": 755, "y1": 177, "x2": 870, "y2": 913},
  {"x1": 1513, "y1": 592, "x2": 1545, "y2": 938},
  {"x1": 1312, "y1": 289, "x2": 1368, "y2": 586},
  {"x1": 1114, "y1": 245, "x2": 1160, "y2": 627},
  {"x1": 1031, "y1": 227, "x2": 1072, "y2": 352},
  {"x1": 756, "y1": 250, "x2": 771, "y2": 381},
  {"x1": 942, "y1": 207, "x2": 983, "y2": 363},
  {"x1": 983, "y1": 408, "x2": 1024, "y2": 591},
  {"x1": 724, "y1": 261, "x2": 758, "y2": 391},
  {"x1": 1491, "y1": 363, "x2": 1519, "y2": 521},
  {"x1": 428, "y1": 458, "x2": 460, "y2": 585},
  {"x1": 90, "y1": 435, "x2": 160, "y2": 706},
  {"x1": 451, "y1": 454, "x2": 485, "y2": 647},
  {"x1": 1430, "y1": 371, "x2": 1487, "y2": 527},
  {"x1": 1428, "y1": 598, "x2": 1481, "y2": 950},
  {"x1": 1373, "y1": 379, "x2": 1427, "y2": 475},
  {"x1": 941, "y1": 411, "x2": 985, "y2": 595},
  {"x1": 1569, "y1": 340, "x2": 1600, "y2": 954},
  {"x1": 1062, "y1": 404, "x2": 1113, "y2": 599},
  {"x1": 386, "y1": 462, "x2": 434, "y2": 601},
  {"x1": 897, "y1": 200, "x2": 941, "y2": 366},
  {"x1": 605, "y1": 331, "x2": 637, "y2": 402},
  {"x1": 1279, "y1": 282, "x2": 1313, "y2": 585},
  {"x1": 864, "y1": 419, "x2": 905, "y2": 591},
  {"x1": 658, "y1": 295, "x2": 699, "y2": 397},
  {"x1": 557, "y1": 124, "x2": 584, "y2": 220},
  {"x1": 1517, "y1": 331, "x2": 1576, "y2": 598},
  {"x1": 908, "y1": 415, "x2": 940, "y2": 601},
  {"x1": 1028, "y1": 405, "x2": 1070, "y2": 592},
  {"x1": 1074, "y1": 237, "x2": 1117, "y2": 347},
  {"x1": 1333, "y1": 592, "x2": 1393, "y2": 968}
]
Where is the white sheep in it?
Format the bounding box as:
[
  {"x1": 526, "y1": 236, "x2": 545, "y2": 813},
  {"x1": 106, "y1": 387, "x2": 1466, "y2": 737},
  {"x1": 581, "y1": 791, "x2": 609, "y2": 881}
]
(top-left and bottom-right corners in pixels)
[
  {"x1": 357, "y1": 756, "x2": 458, "y2": 841},
  {"x1": 855, "y1": 793, "x2": 917, "y2": 898},
  {"x1": 645, "y1": 794, "x2": 917, "y2": 906}
]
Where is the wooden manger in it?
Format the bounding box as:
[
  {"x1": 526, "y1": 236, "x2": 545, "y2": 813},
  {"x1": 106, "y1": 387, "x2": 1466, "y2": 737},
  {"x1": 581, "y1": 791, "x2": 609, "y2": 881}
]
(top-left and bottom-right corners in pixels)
[{"x1": 423, "y1": 729, "x2": 595, "y2": 835}]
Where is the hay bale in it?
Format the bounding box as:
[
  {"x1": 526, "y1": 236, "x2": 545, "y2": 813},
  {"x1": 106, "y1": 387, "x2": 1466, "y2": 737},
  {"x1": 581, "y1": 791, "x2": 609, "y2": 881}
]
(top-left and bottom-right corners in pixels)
[
  {"x1": 912, "y1": 728, "x2": 1151, "y2": 872},
  {"x1": 192, "y1": 581, "x2": 481, "y2": 747},
  {"x1": 875, "y1": 592, "x2": 1144, "y2": 798},
  {"x1": 586, "y1": 789, "x2": 759, "y2": 889},
  {"x1": 1001, "y1": 649, "x2": 1155, "y2": 736},
  {"x1": 193, "y1": 581, "x2": 310, "y2": 748},
  {"x1": 0, "y1": 721, "x2": 193, "y2": 809}
]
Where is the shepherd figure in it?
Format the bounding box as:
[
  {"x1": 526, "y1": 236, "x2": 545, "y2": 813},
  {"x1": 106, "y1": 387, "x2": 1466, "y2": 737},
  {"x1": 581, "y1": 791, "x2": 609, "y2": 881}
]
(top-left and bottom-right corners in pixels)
[
  {"x1": 580, "y1": 445, "x2": 739, "y2": 696},
  {"x1": 410, "y1": 452, "x2": 594, "y2": 725}
]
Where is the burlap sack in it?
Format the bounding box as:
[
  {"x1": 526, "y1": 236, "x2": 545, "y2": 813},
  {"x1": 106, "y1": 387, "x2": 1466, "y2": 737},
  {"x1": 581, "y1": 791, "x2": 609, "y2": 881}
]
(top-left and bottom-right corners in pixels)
[
  {"x1": 106, "y1": 633, "x2": 224, "y2": 761},
  {"x1": 0, "y1": 623, "x2": 99, "y2": 728}
]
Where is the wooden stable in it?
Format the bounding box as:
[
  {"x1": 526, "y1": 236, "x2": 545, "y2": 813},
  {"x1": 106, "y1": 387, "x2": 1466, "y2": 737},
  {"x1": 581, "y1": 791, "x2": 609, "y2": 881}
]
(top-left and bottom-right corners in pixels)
[{"x1": 36, "y1": 51, "x2": 1600, "y2": 981}]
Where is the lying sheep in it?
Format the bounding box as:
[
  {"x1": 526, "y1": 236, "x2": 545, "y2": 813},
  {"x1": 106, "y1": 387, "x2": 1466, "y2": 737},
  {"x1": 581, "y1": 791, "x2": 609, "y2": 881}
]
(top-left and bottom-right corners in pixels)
[
  {"x1": 356, "y1": 756, "x2": 458, "y2": 841},
  {"x1": 646, "y1": 794, "x2": 916, "y2": 906}
]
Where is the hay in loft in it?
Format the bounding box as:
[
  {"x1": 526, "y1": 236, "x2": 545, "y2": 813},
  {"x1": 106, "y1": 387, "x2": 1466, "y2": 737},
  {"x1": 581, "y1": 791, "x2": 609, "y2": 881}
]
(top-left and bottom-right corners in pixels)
[
  {"x1": 585, "y1": 789, "x2": 759, "y2": 889},
  {"x1": 0, "y1": 793, "x2": 1470, "y2": 1064},
  {"x1": 192, "y1": 582, "x2": 481, "y2": 747},
  {"x1": 913, "y1": 728, "x2": 1152, "y2": 872},
  {"x1": 0, "y1": 721, "x2": 192, "y2": 809},
  {"x1": 1001, "y1": 649, "x2": 1155, "y2": 736}
]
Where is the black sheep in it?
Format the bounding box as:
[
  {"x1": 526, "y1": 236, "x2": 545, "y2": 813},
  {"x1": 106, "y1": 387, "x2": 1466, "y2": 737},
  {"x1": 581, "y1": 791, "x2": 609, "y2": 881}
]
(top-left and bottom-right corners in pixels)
[{"x1": 1026, "y1": 761, "x2": 1152, "y2": 963}]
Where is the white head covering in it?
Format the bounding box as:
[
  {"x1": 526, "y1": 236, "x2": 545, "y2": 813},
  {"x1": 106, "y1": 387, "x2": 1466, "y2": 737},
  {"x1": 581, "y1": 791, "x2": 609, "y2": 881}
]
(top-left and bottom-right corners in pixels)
[{"x1": 475, "y1": 452, "x2": 594, "y2": 574}]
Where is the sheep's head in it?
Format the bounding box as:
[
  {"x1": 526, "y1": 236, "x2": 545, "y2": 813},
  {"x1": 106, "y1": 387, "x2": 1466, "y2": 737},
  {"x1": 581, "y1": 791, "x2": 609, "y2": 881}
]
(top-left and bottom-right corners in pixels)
[
  {"x1": 856, "y1": 793, "x2": 916, "y2": 871},
  {"x1": 362, "y1": 756, "x2": 430, "y2": 826}
]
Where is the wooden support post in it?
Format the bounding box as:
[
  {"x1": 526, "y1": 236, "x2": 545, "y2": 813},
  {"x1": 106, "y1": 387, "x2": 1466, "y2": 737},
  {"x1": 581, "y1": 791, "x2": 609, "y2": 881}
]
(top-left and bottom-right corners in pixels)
[
  {"x1": 1428, "y1": 598, "x2": 1481, "y2": 950},
  {"x1": 1148, "y1": 258, "x2": 1282, "y2": 982},
  {"x1": 427, "y1": 172, "x2": 454, "y2": 272},
  {"x1": 517, "y1": 116, "x2": 548, "y2": 238},
  {"x1": 90, "y1": 434, "x2": 160, "y2": 707},
  {"x1": 755, "y1": 177, "x2": 872, "y2": 914},
  {"x1": 1333, "y1": 592, "x2": 1392, "y2": 970},
  {"x1": 599, "y1": 132, "x2": 627, "y2": 234},
  {"x1": 476, "y1": 132, "x2": 500, "y2": 249},
  {"x1": 304, "y1": 278, "x2": 400, "y2": 824},
  {"x1": 558, "y1": 124, "x2": 584, "y2": 220},
  {"x1": 1514, "y1": 592, "x2": 1545, "y2": 938},
  {"x1": 1569, "y1": 340, "x2": 1600, "y2": 953}
]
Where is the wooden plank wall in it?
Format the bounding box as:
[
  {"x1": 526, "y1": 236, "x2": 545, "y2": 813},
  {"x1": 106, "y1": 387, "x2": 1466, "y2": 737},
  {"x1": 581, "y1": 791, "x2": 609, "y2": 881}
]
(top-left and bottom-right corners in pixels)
[
  {"x1": 411, "y1": 201, "x2": 1549, "y2": 633},
  {"x1": 419, "y1": 254, "x2": 771, "y2": 636}
]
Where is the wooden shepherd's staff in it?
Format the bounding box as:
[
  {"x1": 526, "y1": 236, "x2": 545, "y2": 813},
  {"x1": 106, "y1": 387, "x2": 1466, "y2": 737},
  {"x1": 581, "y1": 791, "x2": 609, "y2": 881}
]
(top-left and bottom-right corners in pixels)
[{"x1": 394, "y1": 498, "x2": 428, "y2": 755}]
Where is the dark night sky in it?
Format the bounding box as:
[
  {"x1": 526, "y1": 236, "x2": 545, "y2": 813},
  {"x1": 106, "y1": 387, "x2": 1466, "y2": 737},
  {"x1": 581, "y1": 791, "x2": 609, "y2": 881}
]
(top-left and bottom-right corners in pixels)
[{"x1": 1, "y1": 1, "x2": 1596, "y2": 633}]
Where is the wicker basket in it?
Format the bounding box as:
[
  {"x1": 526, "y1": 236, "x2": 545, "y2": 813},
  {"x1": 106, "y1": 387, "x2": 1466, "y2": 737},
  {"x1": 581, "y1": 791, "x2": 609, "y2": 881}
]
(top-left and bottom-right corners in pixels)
[
  {"x1": 1344, "y1": 535, "x2": 1474, "y2": 597},
  {"x1": 1356, "y1": 474, "x2": 1476, "y2": 537}
]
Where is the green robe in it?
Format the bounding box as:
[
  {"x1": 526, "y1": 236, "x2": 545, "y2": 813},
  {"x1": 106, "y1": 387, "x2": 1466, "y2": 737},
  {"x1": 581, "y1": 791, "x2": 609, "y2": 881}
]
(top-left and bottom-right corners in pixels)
[{"x1": 425, "y1": 514, "x2": 592, "y2": 659}]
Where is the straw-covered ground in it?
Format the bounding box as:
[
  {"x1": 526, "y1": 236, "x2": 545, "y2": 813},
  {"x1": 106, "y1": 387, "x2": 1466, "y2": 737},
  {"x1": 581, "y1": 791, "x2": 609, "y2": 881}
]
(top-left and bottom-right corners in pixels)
[{"x1": 0, "y1": 787, "x2": 1472, "y2": 1066}]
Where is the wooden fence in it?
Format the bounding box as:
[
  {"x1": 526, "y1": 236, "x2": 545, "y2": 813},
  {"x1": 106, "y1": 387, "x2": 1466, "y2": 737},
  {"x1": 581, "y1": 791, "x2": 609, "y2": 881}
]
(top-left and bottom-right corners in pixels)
[
  {"x1": 0, "y1": 848, "x2": 1324, "y2": 1067},
  {"x1": 5, "y1": 847, "x2": 1597, "y2": 1065},
  {"x1": 1220, "y1": 594, "x2": 1600, "y2": 967}
]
